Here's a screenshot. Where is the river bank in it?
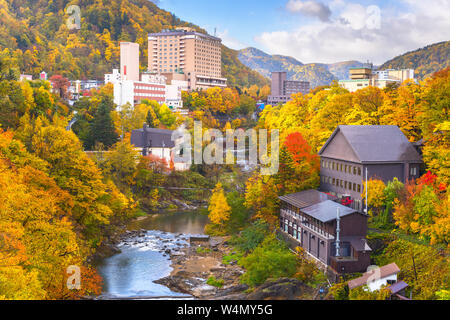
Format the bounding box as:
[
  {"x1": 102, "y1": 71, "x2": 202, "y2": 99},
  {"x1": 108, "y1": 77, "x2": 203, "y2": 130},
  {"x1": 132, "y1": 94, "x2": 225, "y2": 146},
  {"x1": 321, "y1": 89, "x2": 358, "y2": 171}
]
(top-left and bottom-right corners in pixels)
[
  {"x1": 94, "y1": 210, "x2": 318, "y2": 300},
  {"x1": 154, "y1": 236, "x2": 249, "y2": 299}
]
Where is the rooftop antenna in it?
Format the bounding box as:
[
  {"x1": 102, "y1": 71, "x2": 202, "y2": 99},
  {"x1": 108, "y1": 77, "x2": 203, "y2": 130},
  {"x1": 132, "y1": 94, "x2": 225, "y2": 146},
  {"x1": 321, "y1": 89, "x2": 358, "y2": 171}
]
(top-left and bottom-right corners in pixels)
[
  {"x1": 214, "y1": 27, "x2": 217, "y2": 37},
  {"x1": 335, "y1": 208, "x2": 341, "y2": 257}
]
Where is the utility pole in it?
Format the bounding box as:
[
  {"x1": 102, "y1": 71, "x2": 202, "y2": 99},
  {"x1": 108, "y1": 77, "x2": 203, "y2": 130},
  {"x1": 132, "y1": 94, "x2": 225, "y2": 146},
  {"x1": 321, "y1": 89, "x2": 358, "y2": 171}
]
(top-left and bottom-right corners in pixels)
[{"x1": 365, "y1": 167, "x2": 368, "y2": 215}]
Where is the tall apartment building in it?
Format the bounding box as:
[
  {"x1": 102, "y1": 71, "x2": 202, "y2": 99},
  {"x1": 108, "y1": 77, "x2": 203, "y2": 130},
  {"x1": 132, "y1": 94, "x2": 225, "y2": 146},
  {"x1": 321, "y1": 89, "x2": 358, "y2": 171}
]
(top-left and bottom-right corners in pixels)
[
  {"x1": 267, "y1": 71, "x2": 310, "y2": 105},
  {"x1": 148, "y1": 27, "x2": 226, "y2": 90},
  {"x1": 120, "y1": 42, "x2": 140, "y2": 82}
]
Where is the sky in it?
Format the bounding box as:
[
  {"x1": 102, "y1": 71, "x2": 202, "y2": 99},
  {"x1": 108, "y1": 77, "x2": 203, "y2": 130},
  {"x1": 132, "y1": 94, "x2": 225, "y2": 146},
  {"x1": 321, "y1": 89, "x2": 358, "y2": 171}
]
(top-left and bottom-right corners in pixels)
[{"x1": 156, "y1": 0, "x2": 450, "y2": 64}]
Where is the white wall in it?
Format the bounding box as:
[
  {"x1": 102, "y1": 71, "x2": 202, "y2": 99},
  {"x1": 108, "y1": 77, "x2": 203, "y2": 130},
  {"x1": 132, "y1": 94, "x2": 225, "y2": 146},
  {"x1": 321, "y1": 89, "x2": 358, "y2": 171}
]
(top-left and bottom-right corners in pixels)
[
  {"x1": 367, "y1": 274, "x2": 398, "y2": 292},
  {"x1": 114, "y1": 80, "x2": 135, "y2": 108}
]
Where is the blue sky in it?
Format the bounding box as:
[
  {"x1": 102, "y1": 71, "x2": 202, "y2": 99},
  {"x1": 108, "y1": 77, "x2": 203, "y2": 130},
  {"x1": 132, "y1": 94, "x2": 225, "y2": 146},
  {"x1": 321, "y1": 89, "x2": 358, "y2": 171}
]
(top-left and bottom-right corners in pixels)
[{"x1": 157, "y1": 0, "x2": 449, "y2": 64}]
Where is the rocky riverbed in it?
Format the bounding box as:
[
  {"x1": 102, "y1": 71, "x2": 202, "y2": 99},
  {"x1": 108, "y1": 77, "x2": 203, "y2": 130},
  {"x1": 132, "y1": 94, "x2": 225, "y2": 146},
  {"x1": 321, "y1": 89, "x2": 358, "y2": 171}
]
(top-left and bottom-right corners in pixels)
[
  {"x1": 96, "y1": 228, "x2": 319, "y2": 300},
  {"x1": 154, "y1": 236, "x2": 249, "y2": 299}
]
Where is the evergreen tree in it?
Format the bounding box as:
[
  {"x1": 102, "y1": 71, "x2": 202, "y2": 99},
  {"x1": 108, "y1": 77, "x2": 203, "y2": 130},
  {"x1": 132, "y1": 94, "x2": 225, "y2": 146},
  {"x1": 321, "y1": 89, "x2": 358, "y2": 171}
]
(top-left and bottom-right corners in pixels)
[
  {"x1": 146, "y1": 110, "x2": 156, "y2": 128},
  {"x1": 87, "y1": 96, "x2": 119, "y2": 150}
]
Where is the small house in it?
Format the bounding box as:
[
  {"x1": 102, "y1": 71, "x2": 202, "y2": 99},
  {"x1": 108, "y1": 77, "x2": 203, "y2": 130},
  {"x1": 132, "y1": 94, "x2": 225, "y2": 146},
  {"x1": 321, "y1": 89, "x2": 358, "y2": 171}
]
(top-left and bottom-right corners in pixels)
[
  {"x1": 130, "y1": 124, "x2": 190, "y2": 171},
  {"x1": 348, "y1": 262, "x2": 401, "y2": 292}
]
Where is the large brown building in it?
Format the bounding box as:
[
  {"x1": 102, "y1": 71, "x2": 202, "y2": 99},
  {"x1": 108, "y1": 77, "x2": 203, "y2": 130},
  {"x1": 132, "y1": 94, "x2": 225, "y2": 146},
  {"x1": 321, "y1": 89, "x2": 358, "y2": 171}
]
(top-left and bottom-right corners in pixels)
[
  {"x1": 148, "y1": 27, "x2": 226, "y2": 90},
  {"x1": 319, "y1": 125, "x2": 422, "y2": 212}
]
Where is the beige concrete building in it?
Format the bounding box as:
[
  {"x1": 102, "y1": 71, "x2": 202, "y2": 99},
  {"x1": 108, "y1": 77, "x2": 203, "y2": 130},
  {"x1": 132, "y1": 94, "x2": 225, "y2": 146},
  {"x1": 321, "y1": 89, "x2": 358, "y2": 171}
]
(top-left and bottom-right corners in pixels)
[
  {"x1": 120, "y1": 42, "x2": 140, "y2": 82},
  {"x1": 148, "y1": 28, "x2": 226, "y2": 90},
  {"x1": 339, "y1": 67, "x2": 415, "y2": 93}
]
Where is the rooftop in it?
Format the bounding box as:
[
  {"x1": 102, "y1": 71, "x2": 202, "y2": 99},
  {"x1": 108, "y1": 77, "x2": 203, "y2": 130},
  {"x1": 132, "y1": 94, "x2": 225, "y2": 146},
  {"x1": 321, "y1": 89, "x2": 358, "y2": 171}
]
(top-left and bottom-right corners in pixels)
[
  {"x1": 348, "y1": 263, "x2": 401, "y2": 289},
  {"x1": 130, "y1": 126, "x2": 175, "y2": 149},
  {"x1": 279, "y1": 190, "x2": 337, "y2": 209},
  {"x1": 301, "y1": 200, "x2": 358, "y2": 223},
  {"x1": 319, "y1": 125, "x2": 422, "y2": 163},
  {"x1": 148, "y1": 29, "x2": 221, "y2": 42},
  {"x1": 388, "y1": 281, "x2": 409, "y2": 294}
]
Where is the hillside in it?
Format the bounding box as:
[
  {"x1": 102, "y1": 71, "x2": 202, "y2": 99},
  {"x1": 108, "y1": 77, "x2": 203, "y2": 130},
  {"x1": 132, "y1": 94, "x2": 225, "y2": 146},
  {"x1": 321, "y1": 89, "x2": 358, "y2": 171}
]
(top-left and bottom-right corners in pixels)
[
  {"x1": 238, "y1": 47, "x2": 304, "y2": 79},
  {"x1": 0, "y1": 0, "x2": 266, "y2": 88},
  {"x1": 223, "y1": 46, "x2": 270, "y2": 88},
  {"x1": 379, "y1": 41, "x2": 450, "y2": 80},
  {"x1": 238, "y1": 47, "x2": 366, "y2": 87}
]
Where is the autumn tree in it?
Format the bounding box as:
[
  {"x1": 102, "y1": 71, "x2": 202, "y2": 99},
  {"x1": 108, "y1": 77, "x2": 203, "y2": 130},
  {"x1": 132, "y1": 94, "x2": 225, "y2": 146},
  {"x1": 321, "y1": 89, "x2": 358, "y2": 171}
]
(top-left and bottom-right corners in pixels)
[
  {"x1": 49, "y1": 74, "x2": 71, "y2": 99},
  {"x1": 275, "y1": 132, "x2": 320, "y2": 194},
  {"x1": 376, "y1": 239, "x2": 449, "y2": 300},
  {"x1": 207, "y1": 182, "x2": 231, "y2": 227},
  {"x1": 244, "y1": 174, "x2": 279, "y2": 227}
]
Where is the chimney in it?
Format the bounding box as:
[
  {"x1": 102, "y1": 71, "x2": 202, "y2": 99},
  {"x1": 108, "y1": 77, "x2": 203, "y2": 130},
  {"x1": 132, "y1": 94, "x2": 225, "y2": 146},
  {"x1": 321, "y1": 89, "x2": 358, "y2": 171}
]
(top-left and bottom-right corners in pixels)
[{"x1": 335, "y1": 208, "x2": 341, "y2": 257}]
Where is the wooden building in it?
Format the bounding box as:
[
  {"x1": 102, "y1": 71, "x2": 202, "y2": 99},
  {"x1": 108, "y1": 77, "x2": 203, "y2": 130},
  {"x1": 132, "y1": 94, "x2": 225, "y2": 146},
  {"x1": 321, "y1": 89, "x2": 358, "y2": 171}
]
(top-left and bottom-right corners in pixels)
[{"x1": 279, "y1": 190, "x2": 371, "y2": 275}]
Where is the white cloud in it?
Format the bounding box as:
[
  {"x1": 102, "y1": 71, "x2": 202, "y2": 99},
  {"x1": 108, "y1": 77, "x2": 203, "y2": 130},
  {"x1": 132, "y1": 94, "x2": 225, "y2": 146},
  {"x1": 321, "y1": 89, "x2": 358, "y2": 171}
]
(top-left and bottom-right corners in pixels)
[
  {"x1": 217, "y1": 29, "x2": 246, "y2": 50},
  {"x1": 255, "y1": 0, "x2": 450, "y2": 64},
  {"x1": 286, "y1": 0, "x2": 332, "y2": 22}
]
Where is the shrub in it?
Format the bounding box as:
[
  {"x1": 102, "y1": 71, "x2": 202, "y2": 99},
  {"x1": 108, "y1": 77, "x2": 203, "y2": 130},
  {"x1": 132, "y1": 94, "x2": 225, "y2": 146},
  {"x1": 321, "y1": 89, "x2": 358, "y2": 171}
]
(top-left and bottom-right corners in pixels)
[
  {"x1": 239, "y1": 234, "x2": 297, "y2": 286},
  {"x1": 233, "y1": 220, "x2": 269, "y2": 253},
  {"x1": 207, "y1": 276, "x2": 224, "y2": 288}
]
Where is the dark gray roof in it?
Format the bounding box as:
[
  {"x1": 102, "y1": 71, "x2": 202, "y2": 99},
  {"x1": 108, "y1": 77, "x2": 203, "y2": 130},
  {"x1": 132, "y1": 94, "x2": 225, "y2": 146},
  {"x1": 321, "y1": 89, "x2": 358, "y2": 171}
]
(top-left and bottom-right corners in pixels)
[
  {"x1": 301, "y1": 200, "x2": 357, "y2": 223},
  {"x1": 319, "y1": 125, "x2": 422, "y2": 163},
  {"x1": 279, "y1": 190, "x2": 337, "y2": 209},
  {"x1": 341, "y1": 236, "x2": 372, "y2": 252},
  {"x1": 131, "y1": 127, "x2": 175, "y2": 148},
  {"x1": 388, "y1": 281, "x2": 409, "y2": 294}
]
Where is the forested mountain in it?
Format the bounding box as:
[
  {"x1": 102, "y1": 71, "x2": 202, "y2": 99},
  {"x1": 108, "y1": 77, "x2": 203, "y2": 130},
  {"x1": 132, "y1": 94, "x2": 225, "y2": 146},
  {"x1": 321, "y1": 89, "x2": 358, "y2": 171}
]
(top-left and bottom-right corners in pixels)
[
  {"x1": 238, "y1": 47, "x2": 365, "y2": 87},
  {"x1": 239, "y1": 42, "x2": 450, "y2": 87},
  {"x1": 0, "y1": 0, "x2": 266, "y2": 87},
  {"x1": 238, "y1": 47, "x2": 304, "y2": 79},
  {"x1": 380, "y1": 41, "x2": 450, "y2": 80}
]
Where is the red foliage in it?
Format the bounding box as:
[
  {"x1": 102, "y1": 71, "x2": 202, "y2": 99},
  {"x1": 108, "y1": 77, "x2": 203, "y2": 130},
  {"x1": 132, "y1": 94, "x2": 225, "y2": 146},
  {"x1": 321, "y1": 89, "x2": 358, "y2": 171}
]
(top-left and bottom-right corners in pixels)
[
  {"x1": 283, "y1": 132, "x2": 319, "y2": 169},
  {"x1": 417, "y1": 171, "x2": 438, "y2": 186},
  {"x1": 142, "y1": 154, "x2": 169, "y2": 173},
  {"x1": 417, "y1": 171, "x2": 447, "y2": 192}
]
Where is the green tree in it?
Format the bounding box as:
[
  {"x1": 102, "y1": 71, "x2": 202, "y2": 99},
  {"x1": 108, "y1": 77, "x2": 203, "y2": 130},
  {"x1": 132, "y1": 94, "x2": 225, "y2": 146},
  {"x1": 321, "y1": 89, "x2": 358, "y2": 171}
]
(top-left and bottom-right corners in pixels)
[{"x1": 87, "y1": 95, "x2": 119, "y2": 149}]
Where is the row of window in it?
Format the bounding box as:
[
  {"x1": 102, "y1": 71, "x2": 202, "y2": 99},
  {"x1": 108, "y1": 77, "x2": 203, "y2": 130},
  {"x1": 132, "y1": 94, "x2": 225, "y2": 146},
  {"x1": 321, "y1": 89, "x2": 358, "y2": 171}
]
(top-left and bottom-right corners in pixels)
[
  {"x1": 322, "y1": 160, "x2": 362, "y2": 176},
  {"x1": 321, "y1": 175, "x2": 362, "y2": 193},
  {"x1": 134, "y1": 93, "x2": 164, "y2": 98},
  {"x1": 135, "y1": 86, "x2": 164, "y2": 91}
]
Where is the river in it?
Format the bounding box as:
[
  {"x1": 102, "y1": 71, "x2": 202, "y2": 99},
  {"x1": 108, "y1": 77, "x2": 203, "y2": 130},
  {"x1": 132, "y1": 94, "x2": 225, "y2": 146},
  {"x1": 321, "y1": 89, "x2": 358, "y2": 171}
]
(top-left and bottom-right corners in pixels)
[{"x1": 96, "y1": 210, "x2": 209, "y2": 299}]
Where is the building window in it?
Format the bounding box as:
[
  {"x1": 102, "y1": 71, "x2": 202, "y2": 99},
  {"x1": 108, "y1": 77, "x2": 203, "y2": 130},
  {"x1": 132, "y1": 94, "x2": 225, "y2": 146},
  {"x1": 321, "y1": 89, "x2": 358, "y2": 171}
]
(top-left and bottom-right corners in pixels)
[
  {"x1": 357, "y1": 184, "x2": 361, "y2": 193},
  {"x1": 358, "y1": 167, "x2": 362, "y2": 176},
  {"x1": 411, "y1": 167, "x2": 417, "y2": 176}
]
